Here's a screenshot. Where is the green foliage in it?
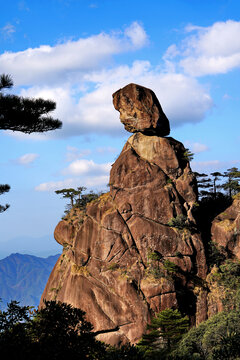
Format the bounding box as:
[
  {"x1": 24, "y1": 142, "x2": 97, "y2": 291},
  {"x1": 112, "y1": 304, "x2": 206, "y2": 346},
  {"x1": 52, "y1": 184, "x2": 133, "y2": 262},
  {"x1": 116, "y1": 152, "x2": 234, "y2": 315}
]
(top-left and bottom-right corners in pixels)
[
  {"x1": 208, "y1": 259, "x2": 240, "y2": 311},
  {"x1": 171, "y1": 309, "x2": 240, "y2": 360},
  {"x1": 107, "y1": 262, "x2": 119, "y2": 271},
  {"x1": 105, "y1": 344, "x2": 144, "y2": 359},
  {"x1": 146, "y1": 250, "x2": 164, "y2": 279},
  {"x1": 0, "y1": 300, "x2": 106, "y2": 360},
  {"x1": 0, "y1": 73, "x2": 62, "y2": 214},
  {"x1": 56, "y1": 187, "x2": 101, "y2": 215},
  {"x1": 0, "y1": 299, "x2": 145, "y2": 360},
  {"x1": 182, "y1": 148, "x2": 194, "y2": 162},
  {"x1": 207, "y1": 241, "x2": 226, "y2": 268},
  {"x1": 210, "y1": 260, "x2": 240, "y2": 291},
  {"x1": 0, "y1": 74, "x2": 62, "y2": 134},
  {"x1": 138, "y1": 308, "x2": 189, "y2": 358},
  {"x1": 0, "y1": 300, "x2": 34, "y2": 359},
  {"x1": 168, "y1": 215, "x2": 188, "y2": 230},
  {"x1": 147, "y1": 250, "x2": 162, "y2": 262},
  {"x1": 195, "y1": 167, "x2": 240, "y2": 200},
  {"x1": 222, "y1": 167, "x2": 240, "y2": 197},
  {"x1": 163, "y1": 260, "x2": 179, "y2": 274}
]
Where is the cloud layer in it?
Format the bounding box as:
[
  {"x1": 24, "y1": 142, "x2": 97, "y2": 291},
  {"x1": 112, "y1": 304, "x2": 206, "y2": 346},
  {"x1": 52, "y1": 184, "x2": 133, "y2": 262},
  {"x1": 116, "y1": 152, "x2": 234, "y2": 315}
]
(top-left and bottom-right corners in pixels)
[
  {"x1": 0, "y1": 21, "x2": 218, "y2": 140},
  {"x1": 35, "y1": 157, "x2": 111, "y2": 191},
  {"x1": 175, "y1": 20, "x2": 240, "y2": 76},
  {"x1": 4, "y1": 20, "x2": 239, "y2": 140},
  {"x1": 0, "y1": 22, "x2": 147, "y2": 86},
  {"x1": 16, "y1": 153, "x2": 39, "y2": 165}
]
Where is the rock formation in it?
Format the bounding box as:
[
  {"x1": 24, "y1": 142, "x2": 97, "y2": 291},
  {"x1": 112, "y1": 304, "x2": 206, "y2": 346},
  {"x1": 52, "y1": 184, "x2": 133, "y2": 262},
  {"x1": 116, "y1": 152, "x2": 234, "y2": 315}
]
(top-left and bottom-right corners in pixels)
[
  {"x1": 40, "y1": 83, "x2": 208, "y2": 345},
  {"x1": 204, "y1": 196, "x2": 240, "y2": 317},
  {"x1": 211, "y1": 196, "x2": 240, "y2": 259},
  {"x1": 113, "y1": 83, "x2": 170, "y2": 136}
]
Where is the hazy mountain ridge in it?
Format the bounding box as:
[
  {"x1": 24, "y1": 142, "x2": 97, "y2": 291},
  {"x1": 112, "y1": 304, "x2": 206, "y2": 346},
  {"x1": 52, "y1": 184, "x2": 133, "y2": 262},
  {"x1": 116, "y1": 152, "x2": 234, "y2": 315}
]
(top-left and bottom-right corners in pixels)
[
  {"x1": 0, "y1": 253, "x2": 60, "y2": 309},
  {"x1": 0, "y1": 234, "x2": 62, "y2": 260}
]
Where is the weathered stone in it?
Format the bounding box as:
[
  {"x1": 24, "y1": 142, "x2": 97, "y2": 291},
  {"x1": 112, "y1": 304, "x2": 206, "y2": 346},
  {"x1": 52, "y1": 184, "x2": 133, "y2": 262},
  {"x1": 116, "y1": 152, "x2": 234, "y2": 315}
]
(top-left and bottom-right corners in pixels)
[
  {"x1": 112, "y1": 83, "x2": 170, "y2": 136},
  {"x1": 211, "y1": 198, "x2": 240, "y2": 259},
  {"x1": 54, "y1": 221, "x2": 75, "y2": 246},
  {"x1": 40, "y1": 133, "x2": 207, "y2": 345}
]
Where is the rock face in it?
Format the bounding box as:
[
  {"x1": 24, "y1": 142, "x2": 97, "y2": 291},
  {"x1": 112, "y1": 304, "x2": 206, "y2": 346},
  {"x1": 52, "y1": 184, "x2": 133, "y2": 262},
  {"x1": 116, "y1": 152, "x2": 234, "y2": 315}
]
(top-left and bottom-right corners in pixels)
[
  {"x1": 211, "y1": 197, "x2": 240, "y2": 259},
  {"x1": 205, "y1": 197, "x2": 240, "y2": 318},
  {"x1": 40, "y1": 84, "x2": 207, "y2": 345},
  {"x1": 113, "y1": 83, "x2": 170, "y2": 136}
]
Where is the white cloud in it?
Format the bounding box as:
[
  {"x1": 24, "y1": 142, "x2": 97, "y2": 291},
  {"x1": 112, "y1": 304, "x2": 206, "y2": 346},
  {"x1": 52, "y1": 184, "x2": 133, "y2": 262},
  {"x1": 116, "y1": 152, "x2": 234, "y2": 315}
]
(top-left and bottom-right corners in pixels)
[
  {"x1": 65, "y1": 146, "x2": 91, "y2": 162},
  {"x1": 184, "y1": 141, "x2": 209, "y2": 153},
  {"x1": 1, "y1": 23, "x2": 15, "y2": 39},
  {"x1": 9, "y1": 60, "x2": 212, "y2": 140},
  {"x1": 223, "y1": 93, "x2": 231, "y2": 100},
  {"x1": 35, "y1": 178, "x2": 81, "y2": 192},
  {"x1": 17, "y1": 153, "x2": 39, "y2": 165},
  {"x1": 191, "y1": 160, "x2": 240, "y2": 173},
  {"x1": 35, "y1": 175, "x2": 109, "y2": 192},
  {"x1": 0, "y1": 22, "x2": 147, "y2": 86},
  {"x1": 35, "y1": 157, "x2": 111, "y2": 192},
  {"x1": 177, "y1": 20, "x2": 240, "y2": 76},
  {"x1": 62, "y1": 159, "x2": 112, "y2": 176},
  {"x1": 124, "y1": 21, "x2": 148, "y2": 48},
  {"x1": 1, "y1": 20, "x2": 219, "y2": 141},
  {"x1": 96, "y1": 146, "x2": 117, "y2": 153}
]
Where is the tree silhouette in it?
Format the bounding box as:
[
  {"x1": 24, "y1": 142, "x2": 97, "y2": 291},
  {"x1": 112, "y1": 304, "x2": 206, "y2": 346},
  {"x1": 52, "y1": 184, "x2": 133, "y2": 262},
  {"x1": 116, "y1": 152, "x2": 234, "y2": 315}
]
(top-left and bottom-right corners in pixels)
[
  {"x1": 0, "y1": 74, "x2": 62, "y2": 213},
  {"x1": 0, "y1": 184, "x2": 10, "y2": 213},
  {"x1": 55, "y1": 188, "x2": 80, "y2": 208},
  {"x1": 138, "y1": 308, "x2": 189, "y2": 357},
  {"x1": 0, "y1": 300, "x2": 106, "y2": 360},
  {"x1": 0, "y1": 74, "x2": 62, "y2": 133},
  {"x1": 222, "y1": 167, "x2": 240, "y2": 197},
  {"x1": 55, "y1": 187, "x2": 101, "y2": 216}
]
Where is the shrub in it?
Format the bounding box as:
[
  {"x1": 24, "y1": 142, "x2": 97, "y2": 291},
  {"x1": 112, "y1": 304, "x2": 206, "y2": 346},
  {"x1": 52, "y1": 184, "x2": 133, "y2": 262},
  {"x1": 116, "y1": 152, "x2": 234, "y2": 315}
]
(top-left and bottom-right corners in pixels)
[{"x1": 168, "y1": 215, "x2": 188, "y2": 230}]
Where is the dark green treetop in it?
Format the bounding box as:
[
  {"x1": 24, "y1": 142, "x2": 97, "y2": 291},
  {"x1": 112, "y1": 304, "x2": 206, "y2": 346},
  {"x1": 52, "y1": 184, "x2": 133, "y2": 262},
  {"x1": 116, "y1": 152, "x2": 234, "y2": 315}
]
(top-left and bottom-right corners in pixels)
[
  {"x1": 0, "y1": 74, "x2": 62, "y2": 133},
  {"x1": 0, "y1": 74, "x2": 62, "y2": 213}
]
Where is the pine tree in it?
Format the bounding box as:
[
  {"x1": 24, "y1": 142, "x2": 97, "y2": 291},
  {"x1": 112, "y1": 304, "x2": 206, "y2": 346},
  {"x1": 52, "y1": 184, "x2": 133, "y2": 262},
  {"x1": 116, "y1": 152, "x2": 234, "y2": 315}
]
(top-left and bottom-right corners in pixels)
[
  {"x1": 55, "y1": 188, "x2": 79, "y2": 208},
  {"x1": 194, "y1": 172, "x2": 213, "y2": 198},
  {"x1": 210, "y1": 171, "x2": 224, "y2": 198},
  {"x1": 0, "y1": 74, "x2": 62, "y2": 133},
  {"x1": 138, "y1": 308, "x2": 189, "y2": 356},
  {"x1": 0, "y1": 74, "x2": 62, "y2": 212},
  {"x1": 222, "y1": 167, "x2": 240, "y2": 197}
]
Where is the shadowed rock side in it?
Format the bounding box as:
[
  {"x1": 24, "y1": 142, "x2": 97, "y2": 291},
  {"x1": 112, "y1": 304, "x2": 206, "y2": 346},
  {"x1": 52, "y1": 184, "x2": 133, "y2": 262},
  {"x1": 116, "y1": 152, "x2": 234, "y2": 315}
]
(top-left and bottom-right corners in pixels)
[
  {"x1": 211, "y1": 197, "x2": 240, "y2": 259},
  {"x1": 113, "y1": 83, "x2": 170, "y2": 136},
  {"x1": 206, "y1": 197, "x2": 240, "y2": 317},
  {"x1": 40, "y1": 132, "x2": 207, "y2": 346}
]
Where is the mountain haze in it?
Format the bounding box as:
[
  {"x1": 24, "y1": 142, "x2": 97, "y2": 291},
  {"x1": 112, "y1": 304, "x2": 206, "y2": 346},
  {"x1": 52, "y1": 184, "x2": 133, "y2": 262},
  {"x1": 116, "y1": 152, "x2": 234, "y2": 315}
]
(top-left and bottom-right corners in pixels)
[{"x1": 0, "y1": 253, "x2": 60, "y2": 309}]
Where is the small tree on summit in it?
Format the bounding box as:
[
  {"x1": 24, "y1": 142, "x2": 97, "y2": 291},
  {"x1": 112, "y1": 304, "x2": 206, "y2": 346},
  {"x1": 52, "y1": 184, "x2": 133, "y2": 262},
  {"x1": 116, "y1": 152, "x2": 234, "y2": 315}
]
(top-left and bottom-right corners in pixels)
[
  {"x1": 0, "y1": 74, "x2": 62, "y2": 213},
  {"x1": 55, "y1": 187, "x2": 101, "y2": 216}
]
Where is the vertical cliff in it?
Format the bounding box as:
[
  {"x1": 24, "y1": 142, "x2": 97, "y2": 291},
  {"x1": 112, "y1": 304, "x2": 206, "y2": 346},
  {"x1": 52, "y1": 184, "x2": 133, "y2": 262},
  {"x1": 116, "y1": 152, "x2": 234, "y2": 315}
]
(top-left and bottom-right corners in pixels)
[{"x1": 40, "y1": 84, "x2": 208, "y2": 345}]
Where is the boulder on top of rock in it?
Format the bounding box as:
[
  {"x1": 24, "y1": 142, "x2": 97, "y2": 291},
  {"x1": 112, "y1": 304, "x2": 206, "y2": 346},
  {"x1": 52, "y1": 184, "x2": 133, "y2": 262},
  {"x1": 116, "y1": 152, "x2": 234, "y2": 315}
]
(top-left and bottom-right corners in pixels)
[{"x1": 112, "y1": 83, "x2": 170, "y2": 136}]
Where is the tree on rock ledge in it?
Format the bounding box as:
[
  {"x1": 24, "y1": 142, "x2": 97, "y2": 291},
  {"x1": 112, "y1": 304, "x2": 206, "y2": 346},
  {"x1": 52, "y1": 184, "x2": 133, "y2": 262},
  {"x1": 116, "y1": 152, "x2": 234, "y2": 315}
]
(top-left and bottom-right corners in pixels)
[{"x1": 0, "y1": 74, "x2": 62, "y2": 213}]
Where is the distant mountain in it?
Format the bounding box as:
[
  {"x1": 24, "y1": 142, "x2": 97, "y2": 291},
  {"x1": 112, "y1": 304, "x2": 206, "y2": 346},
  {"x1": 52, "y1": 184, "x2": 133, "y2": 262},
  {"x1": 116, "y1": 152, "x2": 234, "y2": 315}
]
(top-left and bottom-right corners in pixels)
[
  {"x1": 0, "y1": 234, "x2": 62, "y2": 259},
  {"x1": 0, "y1": 253, "x2": 60, "y2": 309}
]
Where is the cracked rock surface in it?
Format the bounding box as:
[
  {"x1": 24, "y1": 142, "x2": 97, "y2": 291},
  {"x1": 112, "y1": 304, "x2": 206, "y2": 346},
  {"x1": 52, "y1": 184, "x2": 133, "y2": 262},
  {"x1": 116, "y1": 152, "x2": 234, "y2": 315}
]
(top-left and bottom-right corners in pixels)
[
  {"x1": 40, "y1": 132, "x2": 207, "y2": 345},
  {"x1": 112, "y1": 83, "x2": 170, "y2": 136}
]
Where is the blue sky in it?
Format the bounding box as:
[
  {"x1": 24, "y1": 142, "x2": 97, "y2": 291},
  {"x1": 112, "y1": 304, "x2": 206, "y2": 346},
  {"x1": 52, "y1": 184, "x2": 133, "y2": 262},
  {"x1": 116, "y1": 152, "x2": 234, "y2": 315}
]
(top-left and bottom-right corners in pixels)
[{"x1": 0, "y1": 0, "x2": 240, "y2": 257}]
